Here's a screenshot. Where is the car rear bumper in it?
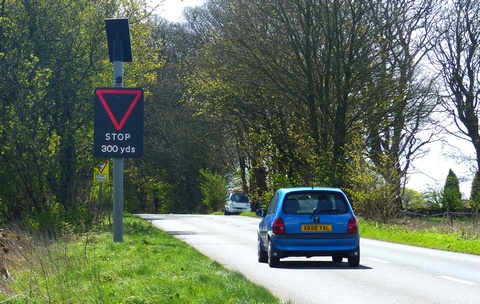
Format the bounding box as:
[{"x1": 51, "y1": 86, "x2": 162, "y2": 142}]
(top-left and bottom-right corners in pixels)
[
  {"x1": 270, "y1": 233, "x2": 360, "y2": 257},
  {"x1": 225, "y1": 205, "x2": 251, "y2": 213}
]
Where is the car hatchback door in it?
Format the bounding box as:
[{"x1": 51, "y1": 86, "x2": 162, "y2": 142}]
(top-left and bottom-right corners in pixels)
[{"x1": 280, "y1": 192, "x2": 354, "y2": 243}]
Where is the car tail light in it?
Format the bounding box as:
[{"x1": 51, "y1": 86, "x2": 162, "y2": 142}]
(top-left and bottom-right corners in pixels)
[
  {"x1": 272, "y1": 218, "x2": 285, "y2": 234},
  {"x1": 348, "y1": 217, "x2": 358, "y2": 234}
]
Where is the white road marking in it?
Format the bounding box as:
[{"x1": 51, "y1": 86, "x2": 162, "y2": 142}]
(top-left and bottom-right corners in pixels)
[
  {"x1": 365, "y1": 257, "x2": 391, "y2": 264},
  {"x1": 438, "y1": 276, "x2": 478, "y2": 286}
]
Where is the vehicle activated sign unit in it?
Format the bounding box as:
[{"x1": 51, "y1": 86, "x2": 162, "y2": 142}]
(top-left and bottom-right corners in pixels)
[{"x1": 94, "y1": 88, "x2": 144, "y2": 158}]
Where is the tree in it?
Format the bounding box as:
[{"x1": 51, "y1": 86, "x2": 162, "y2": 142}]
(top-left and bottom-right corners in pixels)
[
  {"x1": 442, "y1": 169, "x2": 463, "y2": 225},
  {"x1": 422, "y1": 185, "x2": 444, "y2": 210},
  {"x1": 365, "y1": 0, "x2": 439, "y2": 215},
  {"x1": 430, "y1": 0, "x2": 480, "y2": 173},
  {"x1": 469, "y1": 171, "x2": 480, "y2": 226},
  {"x1": 402, "y1": 188, "x2": 427, "y2": 210},
  {"x1": 0, "y1": 0, "x2": 108, "y2": 230},
  {"x1": 181, "y1": 0, "x2": 440, "y2": 222},
  {"x1": 122, "y1": 18, "x2": 236, "y2": 214},
  {"x1": 183, "y1": 0, "x2": 378, "y2": 186},
  {"x1": 0, "y1": 0, "x2": 163, "y2": 231},
  {"x1": 199, "y1": 169, "x2": 227, "y2": 212}
]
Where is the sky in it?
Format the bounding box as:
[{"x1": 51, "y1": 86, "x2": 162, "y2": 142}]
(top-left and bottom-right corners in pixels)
[
  {"x1": 405, "y1": 135, "x2": 475, "y2": 197},
  {"x1": 150, "y1": 0, "x2": 476, "y2": 198},
  {"x1": 152, "y1": 0, "x2": 206, "y2": 22}
]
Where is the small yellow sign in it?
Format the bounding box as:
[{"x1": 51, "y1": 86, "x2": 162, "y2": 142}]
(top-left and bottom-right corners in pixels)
[{"x1": 94, "y1": 160, "x2": 109, "y2": 183}]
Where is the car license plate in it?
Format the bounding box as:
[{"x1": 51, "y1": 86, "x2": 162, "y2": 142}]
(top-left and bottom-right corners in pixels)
[{"x1": 301, "y1": 224, "x2": 332, "y2": 232}]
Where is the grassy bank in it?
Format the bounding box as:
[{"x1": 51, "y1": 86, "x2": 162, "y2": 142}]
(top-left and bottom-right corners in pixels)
[
  {"x1": 0, "y1": 215, "x2": 280, "y2": 303},
  {"x1": 359, "y1": 218, "x2": 480, "y2": 255}
]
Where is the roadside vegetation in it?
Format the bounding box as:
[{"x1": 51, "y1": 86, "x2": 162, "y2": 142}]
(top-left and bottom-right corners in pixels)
[
  {"x1": 0, "y1": 212, "x2": 478, "y2": 302},
  {"x1": 3, "y1": 0, "x2": 480, "y2": 238},
  {"x1": 360, "y1": 217, "x2": 480, "y2": 255},
  {"x1": 0, "y1": 215, "x2": 280, "y2": 303}
]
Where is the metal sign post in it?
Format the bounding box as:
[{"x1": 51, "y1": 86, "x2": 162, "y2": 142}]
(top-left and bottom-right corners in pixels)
[
  {"x1": 112, "y1": 60, "x2": 124, "y2": 242},
  {"x1": 94, "y1": 19, "x2": 142, "y2": 242},
  {"x1": 106, "y1": 18, "x2": 132, "y2": 242}
]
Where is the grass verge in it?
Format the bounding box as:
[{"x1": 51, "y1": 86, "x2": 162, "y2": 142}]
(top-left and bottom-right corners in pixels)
[
  {"x1": 0, "y1": 215, "x2": 280, "y2": 303},
  {"x1": 359, "y1": 218, "x2": 480, "y2": 255}
]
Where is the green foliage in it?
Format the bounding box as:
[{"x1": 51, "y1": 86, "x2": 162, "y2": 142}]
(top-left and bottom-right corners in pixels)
[
  {"x1": 422, "y1": 185, "x2": 444, "y2": 209},
  {"x1": 442, "y1": 169, "x2": 463, "y2": 226},
  {"x1": 0, "y1": 0, "x2": 165, "y2": 230},
  {"x1": 402, "y1": 188, "x2": 427, "y2": 210},
  {"x1": 1, "y1": 217, "x2": 280, "y2": 303},
  {"x1": 180, "y1": 0, "x2": 436, "y2": 223},
  {"x1": 0, "y1": 0, "x2": 468, "y2": 230},
  {"x1": 360, "y1": 219, "x2": 480, "y2": 255},
  {"x1": 0, "y1": 0, "x2": 106, "y2": 227},
  {"x1": 343, "y1": 129, "x2": 386, "y2": 220},
  {"x1": 442, "y1": 169, "x2": 463, "y2": 210},
  {"x1": 469, "y1": 171, "x2": 480, "y2": 224},
  {"x1": 470, "y1": 171, "x2": 480, "y2": 208},
  {"x1": 199, "y1": 169, "x2": 227, "y2": 212}
]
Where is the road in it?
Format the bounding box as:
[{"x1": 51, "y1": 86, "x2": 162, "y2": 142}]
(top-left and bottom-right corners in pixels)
[{"x1": 136, "y1": 214, "x2": 480, "y2": 304}]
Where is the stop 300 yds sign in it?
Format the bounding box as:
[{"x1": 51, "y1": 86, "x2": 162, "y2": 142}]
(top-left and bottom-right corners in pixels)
[{"x1": 94, "y1": 88, "x2": 144, "y2": 158}]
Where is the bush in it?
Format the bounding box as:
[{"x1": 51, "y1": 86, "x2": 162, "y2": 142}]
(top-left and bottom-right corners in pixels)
[{"x1": 199, "y1": 169, "x2": 227, "y2": 212}]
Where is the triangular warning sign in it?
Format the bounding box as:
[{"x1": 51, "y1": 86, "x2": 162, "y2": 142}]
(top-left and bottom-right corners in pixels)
[
  {"x1": 98, "y1": 161, "x2": 108, "y2": 173},
  {"x1": 94, "y1": 87, "x2": 144, "y2": 158},
  {"x1": 95, "y1": 88, "x2": 143, "y2": 131}
]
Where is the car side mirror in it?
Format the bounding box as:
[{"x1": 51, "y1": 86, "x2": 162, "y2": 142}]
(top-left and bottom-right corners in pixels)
[{"x1": 256, "y1": 209, "x2": 266, "y2": 217}]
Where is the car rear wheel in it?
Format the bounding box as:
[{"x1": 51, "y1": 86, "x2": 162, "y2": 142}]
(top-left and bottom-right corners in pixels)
[
  {"x1": 257, "y1": 237, "x2": 268, "y2": 263},
  {"x1": 348, "y1": 248, "x2": 360, "y2": 267},
  {"x1": 268, "y1": 239, "x2": 280, "y2": 268},
  {"x1": 332, "y1": 255, "x2": 343, "y2": 263}
]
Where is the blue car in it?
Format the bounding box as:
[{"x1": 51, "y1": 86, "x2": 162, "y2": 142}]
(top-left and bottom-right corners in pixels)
[{"x1": 256, "y1": 187, "x2": 360, "y2": 267}]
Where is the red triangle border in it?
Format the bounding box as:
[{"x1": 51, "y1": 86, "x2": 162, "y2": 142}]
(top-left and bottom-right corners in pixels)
[{"x1": 95, "y1": 88, "x2": 142, "y2": 131}]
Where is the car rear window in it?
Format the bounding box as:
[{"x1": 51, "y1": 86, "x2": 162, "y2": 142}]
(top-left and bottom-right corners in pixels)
[
  {"x1": 282, "y1": 192, "x2": 349, "y2": 214},
  {"x1": 230, "y1": 193, "x2": 249, "y2": 202}
]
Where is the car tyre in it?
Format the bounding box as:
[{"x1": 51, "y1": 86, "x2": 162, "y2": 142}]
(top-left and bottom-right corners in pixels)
[
  {"x1": 268, "y1": 239, "x2": 280, "y2": 268},
  {"x1": 348, "y1": 248, "x2": 360, "y2": 267},
  {"x1": 332, "y1": 255, "x2": 343, "y2": 263},
  {"x1": 257, "y1": 237, "x2": 268, "y2": 263},
  {"x1": 224, "y1": 209, "x2": 229, "y2": 215}
]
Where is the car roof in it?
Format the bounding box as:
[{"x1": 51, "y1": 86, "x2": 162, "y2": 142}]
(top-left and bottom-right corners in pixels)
[{"x1": 276, "y1": 187, "x2": 344, "y2": 194}]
